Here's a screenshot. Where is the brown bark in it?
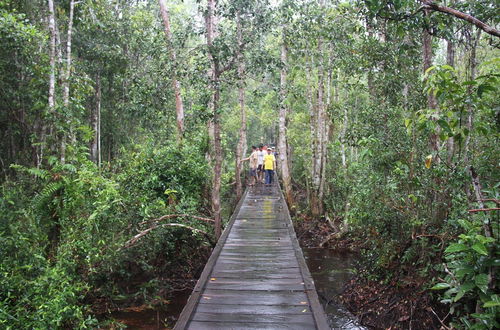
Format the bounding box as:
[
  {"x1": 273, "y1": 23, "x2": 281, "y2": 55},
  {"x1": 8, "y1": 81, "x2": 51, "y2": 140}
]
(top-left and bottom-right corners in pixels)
[
  {"x1": 422, "y1": 12, "x2": 439, "y2": 158},
  {"x1": 90, "y1": 74, "x2": 101, "y2": 167},
  {"x1": 159, "y1": 0, "x2": 184, "y2": 143},
  {"x1": 278, "y1": 32, "x2": 293, "y2": 207},
  {"x1": 446, "y1": 39, "x2": 455, "y2": 166},
  {"x1": 310, "y1": 3, "x2": 327, "y2": 217},
  {"x1": 421, "y1": 1, "x2": 500, "y2": 38},
  {"x1": 464, "y1": 28, "x2": 481, "y2": 166},
  {"x1": 206, "y1": 0, "x2": 222, "y2": 239},
  {"x1": 235, "y1": 11, "x2": 247, "y2": 201}
]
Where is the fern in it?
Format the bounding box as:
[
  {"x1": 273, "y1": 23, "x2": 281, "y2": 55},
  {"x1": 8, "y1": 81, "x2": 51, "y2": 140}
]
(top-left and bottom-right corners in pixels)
[
  {"x1": 10, "y1": 164, "x2": 50, "y2": 180},
  {"x1": 33, "y1": 181, "x2": 63, "y2": 210}
]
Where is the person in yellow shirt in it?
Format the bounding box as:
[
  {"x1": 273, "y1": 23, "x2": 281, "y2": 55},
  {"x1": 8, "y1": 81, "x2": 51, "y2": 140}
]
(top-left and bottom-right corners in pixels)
[{"x1": 263, "y1": 148, "x2": 276, "y2": 185}]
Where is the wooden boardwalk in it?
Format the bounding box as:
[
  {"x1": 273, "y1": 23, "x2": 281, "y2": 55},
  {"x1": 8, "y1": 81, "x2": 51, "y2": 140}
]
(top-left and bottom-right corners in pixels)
[{"x1": 174, "y1": 183, "x2": 329, "y2": 329}]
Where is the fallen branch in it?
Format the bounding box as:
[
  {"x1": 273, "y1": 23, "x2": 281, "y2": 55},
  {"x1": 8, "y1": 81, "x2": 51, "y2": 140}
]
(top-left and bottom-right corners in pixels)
[
  {"x1": 428, "y1": 306, "x2": 451, "y2": 330},
  {"x1": 421, "y1": 0, "x2": 500, "y2": 38},
  {"x1": 478, "y1": 199, "x2": 500, "y2": 204},
  {"x1": 139, "y1": 214, "x2": 214, "y2": 226},
  {"x1": 319, "y1": 232, "x2": 340, "y2": 248},
  {"x1": 468, "y1": 208, "x2": 500, "y2": 213},
  {"x1": 122, "y1": 223, "x2": 212, "y2": 249}
]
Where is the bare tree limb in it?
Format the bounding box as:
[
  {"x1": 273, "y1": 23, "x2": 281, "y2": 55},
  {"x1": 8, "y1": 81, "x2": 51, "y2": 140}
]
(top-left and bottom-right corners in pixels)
[
  {"x1": 139, "y1": 214, "x2": 215, "y2": 226},
  {"x1": 122, "y1": 223, "x2": 212, "y2": 249},
  {"x1": 468, "y1": 208, "x2": 500, "y2": 213},
  {"x1": 421, "y1": 0, "x2": 500, "y2": 38}
]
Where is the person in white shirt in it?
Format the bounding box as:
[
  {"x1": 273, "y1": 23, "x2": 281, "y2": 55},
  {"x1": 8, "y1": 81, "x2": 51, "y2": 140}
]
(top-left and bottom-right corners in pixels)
[
  {"x1": 256, "y1": 145, "x2": 265, "y2": 184},
  {"x1": 240, "y1": 146, "x2": 259, "y2": 186}
]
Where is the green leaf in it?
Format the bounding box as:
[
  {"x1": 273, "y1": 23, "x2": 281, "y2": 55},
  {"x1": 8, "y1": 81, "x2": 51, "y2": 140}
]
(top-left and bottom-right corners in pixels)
[
  {"x1": 471, "y1": 243, "x2": 488, "y2": 256},
  {"x1": 431, "y1": 283, "x2": 451, "y2": 290},
  {"x1": 477, "y1": 83, "x2": 496, "y2": 97},
  {"x1": 474, "y1": 274, "x2": 489, "y2": 293},
  {"x1": 483, "y1": 301, "x2": 500, "y2": 308},
  {"x1": 454, "y1": 282, "x2": 475, "y2": 302},
  {"x1": 445, "y1": 243, "x2": 469, "y2": 253}
]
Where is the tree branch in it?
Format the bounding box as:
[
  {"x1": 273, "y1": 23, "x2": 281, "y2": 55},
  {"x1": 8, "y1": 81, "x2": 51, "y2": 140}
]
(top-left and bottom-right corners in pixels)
[
  {"x1": 468, "y1": 208, "x2": 500, "y2": 213},
  {"x1": 139, "y1": 214, "x2": 214, "y2": 226},
  {"x1": 122, "y1": 223, "x2": 212, "y2": 249},
  {"x1": 421, "y1": 0, "x2": 500, "y2": 38}
]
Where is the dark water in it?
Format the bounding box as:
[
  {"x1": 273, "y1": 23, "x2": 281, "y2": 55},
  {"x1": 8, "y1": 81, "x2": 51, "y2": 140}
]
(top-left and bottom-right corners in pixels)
[
  {"x1": 303, "y1": 248, "x2": 366, "y2": 330},
  {"x1": 108, "y1": 290, "x2": 190, "y2": 329}
]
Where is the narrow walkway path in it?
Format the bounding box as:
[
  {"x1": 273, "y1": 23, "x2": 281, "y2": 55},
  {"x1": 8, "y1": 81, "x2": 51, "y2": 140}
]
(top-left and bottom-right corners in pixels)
[{"x1": 175, "y1": 183, "x2": 328, "y2": 329}]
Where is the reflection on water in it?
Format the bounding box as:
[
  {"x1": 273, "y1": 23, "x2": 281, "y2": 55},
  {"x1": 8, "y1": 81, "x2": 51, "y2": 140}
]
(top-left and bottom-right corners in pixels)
[{"x1": 303, "y1": 248, "x2": 366, "y2": 330}]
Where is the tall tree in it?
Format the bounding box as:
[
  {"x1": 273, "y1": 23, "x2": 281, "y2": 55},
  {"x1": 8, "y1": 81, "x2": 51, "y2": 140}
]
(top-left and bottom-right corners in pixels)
[
  {"x1": 278, "y1": 29, "x2": 293, "y2": 206},
  {"x1": 205, "y1": 0, "x2": 223, "y2": 239},
  {"x1": 60, "y1": 0, "x2": 76, "y2": 164},
  {"x1": 158, "y1": 0, "x2": 185, "y2": 144},
  {"x1": 90, "y1": 73, "x2": 101, "y2": 167},
  {"x1": 42, "y1": 0, "x2": 57, "y2": 168},
  {"x1": 309, "y1": 0, "x2": 329, "y2": 217},
  {"x1": 234, "y1": 10, "x2": 247, "y2": 201}
]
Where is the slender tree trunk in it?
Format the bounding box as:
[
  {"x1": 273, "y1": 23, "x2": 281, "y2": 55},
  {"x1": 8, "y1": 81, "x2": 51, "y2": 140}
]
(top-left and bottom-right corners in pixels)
[
  {"x1": 235, "y1": 11, "x2": 247, "y2": 201},
  {"x1": 91, "y1": 74, "x2": 101, "y2": 168},
  {"x1": 422, "y1": 12, "x2": 439, "y2": 158},
  {"x1": 464, "y1": 28, "x2": 481, "y2": 166},
  {"x1": 341, "y1": 107, "x2": 348, "y2": 168},
  {"x1": 278, "y1": 32, "x2": 293, "y2": 207},
  {"x1": 305, "y1": 55, "x2": 317, "y2": 211},
  {"x1": 206, "y1": 0, "x2": 222, "y2": 239},
  {"x1": 48, "y1": 0, "x2": 56, "y2": 111},
  {"x1": 40, "y1": 0, "x2": 57, "y2": 168},
  {"x1": 159, "y1": 0, "x2": 184, "y2": 143},
  {"x1": 446, "y1": 38, "x2": 455, "y2": 166},
  {"x1": 60, "y1": 0, "x2": 75, "y2": 164}
]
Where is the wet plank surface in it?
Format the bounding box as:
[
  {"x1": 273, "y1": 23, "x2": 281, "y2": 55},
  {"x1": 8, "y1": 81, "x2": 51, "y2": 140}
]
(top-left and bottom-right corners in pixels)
[{"x1": 175, "y1": 184, "x2": 328, "y2": 329}]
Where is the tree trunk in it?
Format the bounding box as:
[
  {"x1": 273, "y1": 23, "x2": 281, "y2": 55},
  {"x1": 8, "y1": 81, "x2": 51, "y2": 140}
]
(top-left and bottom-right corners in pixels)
[
  {"x1": 422, "y1": 12, "x2": 439, "y2": 158},
  {"x1": 60, "y1": 0, "x2": 75, "y2": 164},
  {"x1": 310, "y1": 9, "x2": 327, "y2": 217},
  {"x1": 464, "y1": 28, "x2": 481, "y2": 166},
  {"x1": 278, "y1": 32, "x2": 294, "y2": 207},
  {"x1": 159, "y1": 0, "x2": 184, "y2": 144},
  {"x1": 91, "y1": 74, "x2": 101, "y2": 168},
  {"x1": 446, "y1": 38, "x2": 455, "y2": 166},
  {"x1": 235, "y1": 11, "x2": 247, "y2": 201},
  {"x1": 206, "y1": 0, "x2": 222, "y2": 239},
  {"x1": 41, "y1": 0, "x2": 57, "y2": 168}
]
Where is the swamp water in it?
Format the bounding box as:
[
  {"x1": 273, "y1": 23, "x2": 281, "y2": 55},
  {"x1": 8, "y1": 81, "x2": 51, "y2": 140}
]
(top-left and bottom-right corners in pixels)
[
  {"x1": 303, "y1": 248, "x2": 366, "y2": 329},
  {"x1": 110, "y1": 249, "x2": 365, "y2": 329}
]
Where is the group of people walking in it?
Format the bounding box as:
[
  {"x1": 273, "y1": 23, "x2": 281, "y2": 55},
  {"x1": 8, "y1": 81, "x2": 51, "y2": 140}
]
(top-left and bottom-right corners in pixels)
[{"x1": 240, "y1": 145, "x2": 276, "y2": 186}]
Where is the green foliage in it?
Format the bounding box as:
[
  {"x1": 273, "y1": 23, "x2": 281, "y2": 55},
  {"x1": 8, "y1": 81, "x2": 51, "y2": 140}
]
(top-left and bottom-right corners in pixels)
[{"x1": 432, "y1": 218, "x2": 499, "y2": 329}]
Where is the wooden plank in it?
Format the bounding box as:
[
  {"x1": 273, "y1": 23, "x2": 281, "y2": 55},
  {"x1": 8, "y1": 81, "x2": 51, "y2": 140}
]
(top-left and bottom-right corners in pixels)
[
  {"x1": 192, "y1": 312, "x2": 315, "y2": 324},
  {"x1": 214, "y1": 260, "x2": 300, "y2": 267},
  {"x1": 205, "y1": 282, "x2": 305, "y2": 291},
  {"x1": 211, "y1": 265, "x2": 300, "y2": 272},
  {"x1": 195, "y1": 303, "x2": 312, "y2": 314},
  {"x1": 210, "y1": 270, "x2": 303, "y2": 280},
  {"x1": 198, "y1": 289, "x2": 309, "y2": 305},
  {"x1": 187, "y1": 321, "x2": 316, "y2": 330}
]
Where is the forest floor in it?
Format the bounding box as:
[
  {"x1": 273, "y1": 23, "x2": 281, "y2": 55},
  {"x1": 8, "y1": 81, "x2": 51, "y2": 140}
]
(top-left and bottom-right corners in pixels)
[{"x1": 294, "y1": 215, "x2": 446, "y2": 330}]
